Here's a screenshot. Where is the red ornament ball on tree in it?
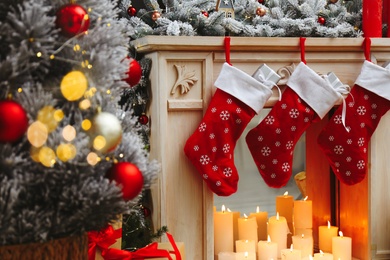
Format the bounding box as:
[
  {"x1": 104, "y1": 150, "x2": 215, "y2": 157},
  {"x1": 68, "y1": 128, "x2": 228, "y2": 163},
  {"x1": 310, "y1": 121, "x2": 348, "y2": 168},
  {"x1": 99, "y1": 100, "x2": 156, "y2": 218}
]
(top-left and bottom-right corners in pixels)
[
  {"x1": 317, "y1": 16, "x2": 326, "y2": 25},
  {"x1": 0, "y1": 100, "x2": 29, "y2": 143},
  {"x1": 258, "y1": 0, "x2": 265, "y2": 3},
  {"x1": 107, "y1": 162, "x2": 144, "y2": 201},
  {"x1": 138, "y1": 114, "x2": 149, "y2": 125},
  {"x1": 124, "y1": 58, "x2": 142, "y2": 87},
  {"x1": 201, "y1": 10, "x2": 209, "y2": 17},
  {"x1": 56, "y1": 4, "x2": 90, "y2": 37},
  {"x1": 127, "y1": 5, "x2": 137, "y2": 17}
]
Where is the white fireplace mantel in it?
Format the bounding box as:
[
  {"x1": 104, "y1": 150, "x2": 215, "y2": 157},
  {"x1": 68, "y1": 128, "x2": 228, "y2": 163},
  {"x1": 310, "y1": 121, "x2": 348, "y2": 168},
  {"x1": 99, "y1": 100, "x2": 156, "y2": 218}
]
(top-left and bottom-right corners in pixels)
[{"x1": 132, "y1": 36, "x2": 390, "y2": 260}]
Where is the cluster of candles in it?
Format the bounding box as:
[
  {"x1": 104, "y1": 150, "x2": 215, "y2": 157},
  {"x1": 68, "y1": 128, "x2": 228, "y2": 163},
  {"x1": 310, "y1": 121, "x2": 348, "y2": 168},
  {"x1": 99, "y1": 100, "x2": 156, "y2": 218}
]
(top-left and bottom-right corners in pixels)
[{"x1": 214, "y1": 192, "x2": 352, "y2": 260}]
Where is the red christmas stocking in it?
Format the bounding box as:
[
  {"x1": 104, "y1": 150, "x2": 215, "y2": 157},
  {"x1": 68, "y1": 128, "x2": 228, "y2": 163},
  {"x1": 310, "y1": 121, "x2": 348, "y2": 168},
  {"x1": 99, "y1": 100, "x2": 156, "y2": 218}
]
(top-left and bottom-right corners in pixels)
[
  {"x1": 246, "y1": 62, "x2": 343, "y2": 188},
  {"x1": 318, "y1": 61, "x2": 390, "y2": 185},
  {"x1": 184, "y1": 63, "x2": 274, "y2": 196}
]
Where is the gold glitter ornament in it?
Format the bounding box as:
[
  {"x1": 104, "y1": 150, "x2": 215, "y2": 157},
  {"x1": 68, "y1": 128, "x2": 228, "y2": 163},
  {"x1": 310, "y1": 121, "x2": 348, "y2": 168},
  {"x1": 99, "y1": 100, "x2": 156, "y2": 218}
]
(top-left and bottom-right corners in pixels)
[
  {"x1": 152, "y1": 10, "x2": 161, "y2": 21},
  {"x1": 256, "y1": 7, "x2": 266, "y2": 16}
]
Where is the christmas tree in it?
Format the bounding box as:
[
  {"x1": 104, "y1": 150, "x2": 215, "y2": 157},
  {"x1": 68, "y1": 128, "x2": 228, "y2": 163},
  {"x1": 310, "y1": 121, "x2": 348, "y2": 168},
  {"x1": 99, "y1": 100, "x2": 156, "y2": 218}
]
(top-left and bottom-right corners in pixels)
[
  {"x1": 119, "y1": 0, "x2": 363, "y2": 39},
  {"x1": 0, "y1": 0, "x2": 159, "y2": 252}
]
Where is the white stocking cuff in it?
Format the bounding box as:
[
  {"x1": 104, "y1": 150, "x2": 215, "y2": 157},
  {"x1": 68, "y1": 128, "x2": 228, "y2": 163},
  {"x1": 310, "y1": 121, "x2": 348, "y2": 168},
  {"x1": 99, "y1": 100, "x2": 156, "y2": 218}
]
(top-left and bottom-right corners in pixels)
[
  {"x1": 355, "y1": 60, "x2": 390, "y2": 101},
  {"x1": 214, "y1": 63, "x2": 273, "y2": 114},
  {"x1": 287, "y1": 62, "x2": 342, "y2": 119}
]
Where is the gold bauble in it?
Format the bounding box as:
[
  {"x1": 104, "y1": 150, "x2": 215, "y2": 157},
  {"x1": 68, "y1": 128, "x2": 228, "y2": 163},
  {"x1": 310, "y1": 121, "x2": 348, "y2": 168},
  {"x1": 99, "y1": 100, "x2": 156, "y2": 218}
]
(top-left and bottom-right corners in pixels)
[
  {"x1": 256, "y1": 7, "x2": 266, "y2": 17},
  {"x1": 88, "y1": 112, "x2": 122, "y2": 153},
  {"x1": 60, "y1": 71, "x2": 88, "y2": 101},
  {"x1": 329, "y1": 0, "x2": 338, "y2": 3}
]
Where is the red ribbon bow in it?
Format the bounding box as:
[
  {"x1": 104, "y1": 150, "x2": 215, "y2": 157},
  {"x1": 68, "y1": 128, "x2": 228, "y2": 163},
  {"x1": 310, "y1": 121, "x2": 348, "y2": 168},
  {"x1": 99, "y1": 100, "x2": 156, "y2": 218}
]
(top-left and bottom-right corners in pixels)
[{"x1": 88, "y1": 226, "x2": 181, "y2": 260}]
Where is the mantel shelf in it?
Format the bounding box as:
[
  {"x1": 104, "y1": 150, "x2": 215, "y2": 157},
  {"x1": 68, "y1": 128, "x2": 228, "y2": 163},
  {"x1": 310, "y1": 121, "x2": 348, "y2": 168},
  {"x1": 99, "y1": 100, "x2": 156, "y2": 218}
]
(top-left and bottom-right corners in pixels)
[{"x1": 133, "y1": 36, "x2": 390, "y2": 53}]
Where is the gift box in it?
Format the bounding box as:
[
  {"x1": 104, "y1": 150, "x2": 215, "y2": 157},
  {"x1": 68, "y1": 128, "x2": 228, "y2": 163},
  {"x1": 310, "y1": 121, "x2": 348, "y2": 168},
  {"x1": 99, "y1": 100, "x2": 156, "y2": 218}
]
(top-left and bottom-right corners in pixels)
[
  {"x1": 252, "y1": 64, "x2": 281, "y2": 87},
  {"x1": 326, "y1": 72, "x2": 345, "y2": 89}
]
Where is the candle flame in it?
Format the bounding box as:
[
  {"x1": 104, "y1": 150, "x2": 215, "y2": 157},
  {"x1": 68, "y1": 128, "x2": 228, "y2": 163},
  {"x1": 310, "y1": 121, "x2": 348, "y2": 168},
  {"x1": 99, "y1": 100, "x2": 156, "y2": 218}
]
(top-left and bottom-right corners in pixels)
[
  {"x1": 245, "y1": 252, "x2": 249, "y2": 258},
  {"x1": 290, "y1": 244, "x2": 294, "y2": 251},
  {"x1": 245, "y1": 240, "x2": 249, "y2": 243},
  {"x1": 284, "y1": 191, "x2": 289, "y2": 196},
  {"x1": 276, "y1": 212, "x2": 279, "y2": 220},
  {"x1": 303, "y1": 196, "x2": 308, "y2": 201},
  {"x1": 339, "y1": 231, "x2": 344, "y2": 237},
  {"x1": 320, "y1": 250, "x2": 324, "y2": 255},
  {"x1": 256, "y1": 206, "x2": 260, "y2": 213},
  {"x1": 301, "y1": 234, "x2": 304, "y2": 238},
  {"x1": 309, "y1": 256, "x2": 313, "y2": 260},
  {"x1": 267, "y1": 235, "x2": 271, "y2": 243},
  {"x1": 227, "y1": 208, "x2": 232, "y2": 212},
  {"x1": 327, "y1": 221, "x2": 331, "y2": 228},
  {"x1": 221, "y1": 205, "x2": 226, "y2": 212}
]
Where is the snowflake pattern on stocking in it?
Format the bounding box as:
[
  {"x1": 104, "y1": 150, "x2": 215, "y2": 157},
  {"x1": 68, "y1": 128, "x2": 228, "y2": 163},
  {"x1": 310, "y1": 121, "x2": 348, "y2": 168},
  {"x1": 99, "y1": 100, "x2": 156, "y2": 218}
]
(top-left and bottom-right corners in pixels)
[
  {"x1": 184, "y1": 88, "x2": 257, "y2": 195},
  {"x1": 246, "y1": 87, "x2": 320, "y2": 188},
  {"x1": 318, "y1": 83, "x2": 390, "y2": 185}
]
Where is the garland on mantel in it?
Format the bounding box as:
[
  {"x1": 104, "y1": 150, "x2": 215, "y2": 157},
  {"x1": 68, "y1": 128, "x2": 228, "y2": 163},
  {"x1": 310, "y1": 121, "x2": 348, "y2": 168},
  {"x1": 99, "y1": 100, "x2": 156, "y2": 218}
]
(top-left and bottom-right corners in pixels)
[{"x1": 118, "y1": 0, "x2": 364, "y2": 39}]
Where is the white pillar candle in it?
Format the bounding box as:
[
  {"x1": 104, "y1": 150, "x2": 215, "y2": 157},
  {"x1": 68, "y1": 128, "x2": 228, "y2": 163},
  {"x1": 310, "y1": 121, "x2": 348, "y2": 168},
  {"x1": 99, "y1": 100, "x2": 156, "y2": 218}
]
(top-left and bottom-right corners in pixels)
[
  {"x1": 238, "y1": 214, "x2": 258, "y2": 242},
  {"x1": 236, "y1": 252, "x2": 256, "y2": 260},
  {"x1": 332, "y1": 231, "x2": 352, "y2": 260},
  {"x1": 214, "y1": 205, "x2": 234, "y2": 255},
  {"x1": 268, "y1": 213, "x2": 289, "y2": 258},
  {"x1": 318, "y1": 221, "x2": 338, "y2": 253},
  {"x1": 292, "y1": 234, "x2": 313, "y2": 258},
  {"x1": 294, "y1": 228, "x2": 312, "y2": 237},
  {"x1": 236, "y1": 240, "x2": 256, "y2": 253},
  {"x1": 228, "y1": 208, "x2": 241, "y2": 250},
  {"x1": 249, "y1": 206, "x2": 268, "y2": 241},
  {"x1": 276, "y1": 192, "x2": 294, "y2": 247},
  {"x1": 218, "y1": 252, "x2": 236, "y2": 260},
  {"x1": 276, "y1": 191, "x2": 294, "y2": 224},
  {"x1": 257, "y1": 236, "x2": 278, "y2": 260},
  {"x1": 314, "y1": 250, "x2": 334, "y2": 260},
  {"x1": 281, "y1": 245, "x2": 301, "y2": 260},
  {"x1": 293, "y1": 197, "x2": 312, "y2": 229}
]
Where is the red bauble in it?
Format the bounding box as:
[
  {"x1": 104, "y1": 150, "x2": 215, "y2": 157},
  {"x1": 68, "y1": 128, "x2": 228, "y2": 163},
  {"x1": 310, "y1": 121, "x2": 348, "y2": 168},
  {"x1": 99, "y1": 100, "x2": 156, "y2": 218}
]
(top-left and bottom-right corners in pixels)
[
  {"x1": 258, "y1": 0, "x2": 265, "y2": 3},
  {"x1": 201, "y1": 10, "x2": 209, "y2": 17},
  {"x1": 127, "y1": 6, "x2": 137, "y2": 17},
  {"x1": 124, "y1": 58, "x2": 142, "y2": 87},
  {"x1": 107, "y1": 162, "x2": 144, "y2": 201},
  {"x1": 318, "y1": 16, "x2": 326, "y2": 25},
  {"x1": 56, "y1": 4, "x2": 90, "y2": 37},
  {"x1": 138, "y1": 114, "x2": 149, "y2": 125},
  {"x1": 0, "y1": 100, "x2": 29, "y2": 143}
]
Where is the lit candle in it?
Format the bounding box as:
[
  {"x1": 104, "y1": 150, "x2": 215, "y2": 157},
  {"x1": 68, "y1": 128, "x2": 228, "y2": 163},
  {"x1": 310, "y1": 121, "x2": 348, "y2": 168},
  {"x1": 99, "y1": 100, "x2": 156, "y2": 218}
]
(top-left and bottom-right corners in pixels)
[
  {"x1": 218, "y1": 252, "x2": 236, "y2": 260},
  {"x1": 332, "y1": 231, "x2": 352, "y2": 260},
  {"x1": 228, "y1": 208, "x2": 241, "y2": 250},
  {"x1": 276, "y1": 191, "x2": 294, "y2": 224},
  {"x1": 214, "y1": 205, "x2": 234, "y2": 255},
  {"x1": 293, "y1": 196, "x2": 312, "y2": 229},
  {"x1": 294, "y1": 228, "x2": 312, "y2": 238},
  {"x1": 292, "y1": 234, "x2": 313, "y2": 258},
  {"x1": 363, "y1": 0, "x2": 382, "y2": 37},
  {"x1": 238, "y1": 214, "x2": 258, "y2": 242},
  {"x1": 236, "y1": 240, "x2": 256, "y2": 253},
  {"x1": 276, "y1": 191, "x2": 294, "y2": 247},
  {"x1": 318, "y1": 221, "x2": 338, "y2": 253},
  {"x1": 236, "y1": 251, "x2": 256, "y2": 260},
  {"x1": 258, "y1": 235, "x2": 278, "y2": 260},
  {"x1": 268, "y1": 212, "x2": 289, "y2": 258},
  {"x1": 249, "y1": 206, "x2": 268, "y2": 241},
  {"x1": 314, "y1": 250, "x2": 334, "y2": 260},
  {"x1": 281, "y1": 245, "x2": 301, "y2": 260}
]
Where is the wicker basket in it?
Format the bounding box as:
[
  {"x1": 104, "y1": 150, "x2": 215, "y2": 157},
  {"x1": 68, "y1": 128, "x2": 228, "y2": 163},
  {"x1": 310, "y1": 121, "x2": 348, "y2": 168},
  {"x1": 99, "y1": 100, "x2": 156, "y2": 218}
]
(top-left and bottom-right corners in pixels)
[{"x1": 0, "y1": 233, "x2": 88, "y2": 260}]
